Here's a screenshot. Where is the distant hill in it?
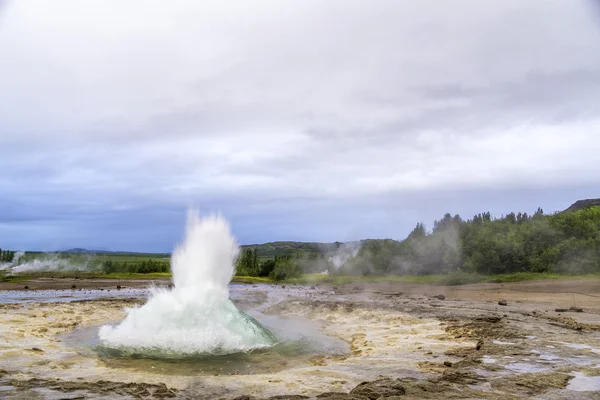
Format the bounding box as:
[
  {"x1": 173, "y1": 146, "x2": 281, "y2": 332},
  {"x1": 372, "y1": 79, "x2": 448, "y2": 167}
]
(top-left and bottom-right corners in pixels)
[
  {"x1": 63, "y1": 248, "x2": 110, "y2": 254},
  {"x1": 241, "y1": 241, "x2": 341, "y2": 257},
  {"x1": 563, "y1": 199, "x2": 600, "y2": 212},
  {"x1": 56, "y1": 240, "x2": 393, "y2": 258}
]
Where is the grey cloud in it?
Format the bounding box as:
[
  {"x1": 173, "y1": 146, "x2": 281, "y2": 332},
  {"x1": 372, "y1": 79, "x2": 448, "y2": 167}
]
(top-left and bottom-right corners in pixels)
[{"x1": 1, "y1": 0, "x2": 600, "y2": 250}]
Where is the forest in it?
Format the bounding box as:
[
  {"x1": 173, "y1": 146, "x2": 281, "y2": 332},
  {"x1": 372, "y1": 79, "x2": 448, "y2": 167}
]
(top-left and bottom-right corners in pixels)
[
  {"x1": 0, "y1": 249, "x2": 16, "y2": 263},
  {"x1": 237, "y1": 205, "x2": 600, "y2": 279}
]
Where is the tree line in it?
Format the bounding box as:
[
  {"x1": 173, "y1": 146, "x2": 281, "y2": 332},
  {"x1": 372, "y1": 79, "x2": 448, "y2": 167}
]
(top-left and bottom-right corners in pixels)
[
  {"x1": 0, "y1": 249, "x2": 16, "y2": 263},
  {"x1": 337, "y1": 206, "x2": 600, "y2": 276},
  {"x1": 235, "y1": 248, "x2": 302, "y2": 280},
  {"x1": 101, "y1": 259, "x2": 170, "y2": 274}
]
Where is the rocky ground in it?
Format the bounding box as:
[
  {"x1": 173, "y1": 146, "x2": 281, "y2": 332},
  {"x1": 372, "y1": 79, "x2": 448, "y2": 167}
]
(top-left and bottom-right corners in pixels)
[{"x1": 0, "y1": 279, "x2": 599, "y2": 399}]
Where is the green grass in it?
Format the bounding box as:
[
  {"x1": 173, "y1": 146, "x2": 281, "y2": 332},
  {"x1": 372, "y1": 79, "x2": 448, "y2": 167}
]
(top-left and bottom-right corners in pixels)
[
  {"x1": 484, "y1": 272, "x2": 600, "y2": 283},
  {"x1": 102, "y1": 272, "x2": 172, "y2": 280},
  {"x1": 3, "y1": 266, "x2": 600, "y2": 286},
  {"x1": 231, "y1": 276, "x2": 273, "y2": 284}
]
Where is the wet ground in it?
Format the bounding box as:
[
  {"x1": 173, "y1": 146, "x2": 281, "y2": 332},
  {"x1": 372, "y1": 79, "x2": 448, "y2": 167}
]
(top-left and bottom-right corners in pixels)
[{"x1": 0, "y1": 279, "x2": 599, "y2": 399}]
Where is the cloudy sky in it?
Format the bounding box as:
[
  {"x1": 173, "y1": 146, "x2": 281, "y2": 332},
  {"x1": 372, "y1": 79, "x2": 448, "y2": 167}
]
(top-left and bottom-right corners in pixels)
[{"x1": 1, "y1": 0, "x2": 600, "y2": 251}]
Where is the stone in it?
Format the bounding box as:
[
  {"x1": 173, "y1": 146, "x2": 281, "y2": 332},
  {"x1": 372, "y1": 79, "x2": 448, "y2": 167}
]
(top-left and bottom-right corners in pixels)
[
  {"x1": 498, "y1": 300, "x2": 507, "y2": 306},
  {"x1": 350, "y1": 379, "x2": 406, "y2": 399}
]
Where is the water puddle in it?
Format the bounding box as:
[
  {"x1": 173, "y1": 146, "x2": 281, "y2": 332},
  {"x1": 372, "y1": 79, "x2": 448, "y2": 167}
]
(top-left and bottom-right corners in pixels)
[
  {"x1": 561, "y1": 343, "x2": 600, "y2": 354},
  {"x1": 481, "y1": 356, "x2": 497, "y2": 364},
  {"x1": 492, "y1": 340, "x2": 516, "y2": 346},
  {"x1": 0, "y1": 288, "x2": 151, "y2": 304},
  {"x1": 568, "y1": 372, "x2": 600, "y2": 392},
  {"x1": 505, "y1": 362, "x2": 549, "y2": 373}
]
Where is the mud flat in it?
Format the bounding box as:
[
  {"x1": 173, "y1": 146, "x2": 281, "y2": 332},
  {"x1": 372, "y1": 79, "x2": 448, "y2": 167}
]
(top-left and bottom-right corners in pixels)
[{"x1": 0, "y1": 280, "x2": 599, "y2": 399}]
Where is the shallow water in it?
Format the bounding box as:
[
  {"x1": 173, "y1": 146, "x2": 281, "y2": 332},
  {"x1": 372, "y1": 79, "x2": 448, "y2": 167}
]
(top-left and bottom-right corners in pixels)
[
  {"x1": 0, "y1": 287, "x2": 150, "y2": 304},
  {"x1": 568, "y1": 371, "x2": 600, "y2": 392},
  {"x1": 0, "y1": 283, "x2": 263, "y2": 305}
]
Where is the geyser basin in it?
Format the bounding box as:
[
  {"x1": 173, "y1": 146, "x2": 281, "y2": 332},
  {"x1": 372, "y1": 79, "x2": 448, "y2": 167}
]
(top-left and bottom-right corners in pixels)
[
  {"x1": 62, "y1": 296, "x2": 349, "y2": 376},
  {"x1": 99, "y1": 210, "x2": 277, "y2": 356}
]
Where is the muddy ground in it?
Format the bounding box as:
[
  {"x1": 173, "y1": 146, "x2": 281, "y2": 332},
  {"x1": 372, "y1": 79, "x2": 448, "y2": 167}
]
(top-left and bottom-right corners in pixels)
[{"x1": 0, "y1": 278, "x2": 599, "y2": 399}]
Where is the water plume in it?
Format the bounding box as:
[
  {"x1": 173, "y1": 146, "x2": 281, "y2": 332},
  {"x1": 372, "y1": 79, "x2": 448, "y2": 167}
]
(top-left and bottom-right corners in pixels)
[{"x1": 99, "y1": 210, "x2": 275, "y2": 355}]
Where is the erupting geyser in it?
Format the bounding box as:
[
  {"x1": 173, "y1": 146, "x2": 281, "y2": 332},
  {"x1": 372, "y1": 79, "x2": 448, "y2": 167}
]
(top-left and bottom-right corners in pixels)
[{"x1": 99, "y1": 210, "x2": 275, "y2": 355}]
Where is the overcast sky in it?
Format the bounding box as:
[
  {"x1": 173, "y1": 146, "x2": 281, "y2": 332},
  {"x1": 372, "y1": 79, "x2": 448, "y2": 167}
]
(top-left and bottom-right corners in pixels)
[{"x1": 1, "y1": 0, "x2": 600, "y2": 251}]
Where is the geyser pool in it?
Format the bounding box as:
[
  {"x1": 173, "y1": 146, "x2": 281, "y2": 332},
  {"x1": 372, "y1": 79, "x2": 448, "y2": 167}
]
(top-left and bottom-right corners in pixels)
[{"x1": 99, "y1": 210, "x2": 276, "y2": 355}]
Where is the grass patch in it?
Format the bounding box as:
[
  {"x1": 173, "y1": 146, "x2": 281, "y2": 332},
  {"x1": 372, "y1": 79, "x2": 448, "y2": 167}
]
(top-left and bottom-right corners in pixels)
[
  {"x1": 485, "y1": 272, "x2": 600, "y2": 283},
  {"x1": 231, "y1": 276, "x2": 274, "y2": 284},
  {"x1": 103, "y1": 272, "x2": 172, "y2": 280}
]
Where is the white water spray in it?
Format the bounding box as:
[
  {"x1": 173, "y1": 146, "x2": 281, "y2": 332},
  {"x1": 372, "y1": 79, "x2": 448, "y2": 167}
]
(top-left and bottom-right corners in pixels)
[{"x1": 99, "y1": 210, "x2": 275, "y2": 355}]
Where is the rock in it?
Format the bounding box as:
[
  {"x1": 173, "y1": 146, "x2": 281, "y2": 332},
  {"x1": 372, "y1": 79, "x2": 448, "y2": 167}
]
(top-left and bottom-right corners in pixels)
[
  {"x1": 350, "y1": 379, "x2": 406, "y2": 399},
  {"x1": 31, "y1": 348, "x2": 44, "y2": 352},
  {"x1": 476, "y1": 339, "x2": 484, "y2": 350},
  {"x1": 569, "y1": 306, "x2": 584, "y2": 313},
  {"x1": 233, "y1": 396, "x2": 258, "y2": 400},
  {"x1": 555, "y1": 308, "x2": 569, "y2": 312},
  {"x1": 443, "y1": 361, "x2": 453, "y2": 367},
  {"x1": 281, "y1": 285, "x2": 286, "y2": 289},
  {"x1": 116, "y1": 285, "x2": 121, "y2": 290},
  {"x1": 475, "y1": 315, "x2": 502, "y2": 323},
  {"x1": 316, "y1": 393, "x2": 369, "y2": 400},
  {"x1": 71, "y1": 285, "x2": 76, "y2": 289},
  {"x1": 491, "y1": 371, "x2": 572, "y2": 395},
  {"x1": 498, "y1": 300, "x2": 507, "y2": 306},
  {"x1": 439, "y1": 370, "x2": 483, "y2": 385},
  {"x1": 24, "y1": 285, "x2": 29, "y2": 290},
  {"x1": 434, "y1": 294, "x2": 445, "y2": 300},
  {"x1": 268, "y1": 396, "x2": 309, "y2": 400}
]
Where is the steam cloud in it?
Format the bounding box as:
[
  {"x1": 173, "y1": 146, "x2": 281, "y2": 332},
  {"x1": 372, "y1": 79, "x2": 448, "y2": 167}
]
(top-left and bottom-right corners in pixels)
[{"x1": 0, "y1": 252, "x2": 92, "y2": 273}]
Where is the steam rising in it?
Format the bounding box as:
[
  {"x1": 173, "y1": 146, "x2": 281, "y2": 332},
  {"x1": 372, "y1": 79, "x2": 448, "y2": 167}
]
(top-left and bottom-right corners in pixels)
[
  {"x1": 98, "y1": 210, "x2": 275, "y2": 355},
  {"x1": 0, "y1": 251, "x2": 90, "y2": 273},
  {"x1": 328, "y1": 242, "x2": 360, "y2": 270}
]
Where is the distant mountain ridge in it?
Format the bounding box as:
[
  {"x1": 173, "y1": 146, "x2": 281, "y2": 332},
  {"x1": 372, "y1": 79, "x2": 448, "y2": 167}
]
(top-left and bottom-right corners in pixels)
[
  {"x1": 564, "y1": 199, "x2": 600, "y2": 212},
  {"x1": 64, "y1": 248, "x2": 111, "y2": 254}
]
